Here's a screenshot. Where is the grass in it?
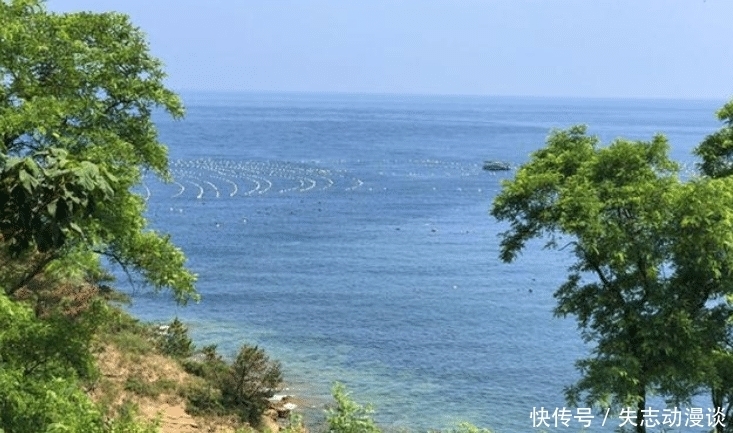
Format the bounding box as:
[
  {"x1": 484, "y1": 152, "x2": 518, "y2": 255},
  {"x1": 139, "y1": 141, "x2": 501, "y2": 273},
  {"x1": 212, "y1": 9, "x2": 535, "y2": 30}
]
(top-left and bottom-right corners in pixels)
[{"x1": 124, "y1": 376, "x2": 178, "y2": 398}]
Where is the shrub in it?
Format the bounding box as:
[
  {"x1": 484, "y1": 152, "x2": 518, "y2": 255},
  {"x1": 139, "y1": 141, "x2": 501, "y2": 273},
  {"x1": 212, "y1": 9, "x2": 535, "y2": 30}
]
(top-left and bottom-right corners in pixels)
[
  {"x1": 124, "y1": 376, "x2": 177, "y2": 398},
  {"x1": 326, "y1": 382, "x2": 381, "y2": 433},
  {"x1": 181, "y1": 345, "x2": 228, "y2": 381},
  {"x1": 180, "y1": 344, "x2": 282, "y2": 425},
  {"x1": 110, "y1": 331, "x2": 155, "y2": 357},
  {"x1": 182, "y1": 381, "x2": 225, "y2": 416},
  {"x1": 0, "y1": 373, "x2": 105, "y2": 433},
  {"x1": 158, "y1": 317, "x2": 194, "y2": 359},
  {"x1": 280, "y1": 413, "x2": 307, "y2": 433},
  {"x1": 201, "y1": 344, "x2": 220, "y2": 361},
  {"x1": 0, "y1": 293, "x2": 104, "y2": 432},
  {"x1": 107, "y1": 400, "x2": 161, "y2": 433},
  {"x1": 221, "y1": 345, "x2": 283, "y2": 425},
  {"x1": 180, "y1": 358, "x2": 206, "y2": 377}
]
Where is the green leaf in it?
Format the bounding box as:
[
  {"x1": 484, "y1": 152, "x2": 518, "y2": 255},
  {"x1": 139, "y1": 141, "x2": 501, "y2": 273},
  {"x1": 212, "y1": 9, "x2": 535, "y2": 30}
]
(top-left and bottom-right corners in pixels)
[
  {"x1": 47, "y1": 200, "x2": 57, "y2": 217},
  {"x1": 68, "y1": 222, "x2": 82, "y2": 235},
  {"x1": 18, "y1": 169, "x2": 39, "y2": 193}
]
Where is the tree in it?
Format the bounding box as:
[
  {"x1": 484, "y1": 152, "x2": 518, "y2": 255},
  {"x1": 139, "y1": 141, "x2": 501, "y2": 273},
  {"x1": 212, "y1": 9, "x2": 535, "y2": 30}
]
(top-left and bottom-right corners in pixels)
[
  {"x1": 158, "y1": 317, "x2": 195, "y2": 359},
  {"x1": 0, "y1": 1, "x2": 198, "y2": 431},
  {"x1": 0, "y1": 0, "x2": 197, "y2": 303},
  {"x1": 221, "y1": 345, "x2": 283, "y2": 425},
  {"x1": 694, "y1": 100, "x2": 733, "y2": 179},
  {"x1": 491, "y1": 124, "x2": 733, "y2": 433},
  {"x1": 692, "y1": 101, "x2": 733, "y2": 433}
]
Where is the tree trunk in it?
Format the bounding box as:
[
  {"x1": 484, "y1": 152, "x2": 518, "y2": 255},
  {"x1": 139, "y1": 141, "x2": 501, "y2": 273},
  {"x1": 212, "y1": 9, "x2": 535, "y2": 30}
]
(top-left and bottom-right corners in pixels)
[
  {"x1": 636, "y1": 386, "x2": 646, "y2": 433},
  {"x1": 712, "y1": 388, "x2": 723, "y2": 433},
  {"x1": 711, "y1": 388, "x2": 730, "y2": 433}
]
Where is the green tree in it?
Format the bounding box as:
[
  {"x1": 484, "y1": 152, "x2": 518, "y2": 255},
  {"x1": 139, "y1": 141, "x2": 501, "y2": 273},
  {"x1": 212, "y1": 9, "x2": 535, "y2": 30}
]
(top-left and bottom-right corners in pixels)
[
  {"x1": 694, "y1": 100, "x2": 733, "y2": 179},
  {"x1": 158, "y1": 317, "x2": 195, "y2": 359},
  {"x1": 221, "y1": 345, "x2": 283, "y2": 425},
  {"x1": 0, "y1": 1, "x2": 198, "y2": 431},
  {"x1": 326, "y1": 383, "x2": 381, "y2": 433},
  {"x1": 0, "y1": 0, "x2": 197, "y2": 303},
  {"x1": 491, "y1": 124, "x2": 733, "y2": 433},
  {"x1": 692, "y1": 101, "x2": 733, "y2": 433}
]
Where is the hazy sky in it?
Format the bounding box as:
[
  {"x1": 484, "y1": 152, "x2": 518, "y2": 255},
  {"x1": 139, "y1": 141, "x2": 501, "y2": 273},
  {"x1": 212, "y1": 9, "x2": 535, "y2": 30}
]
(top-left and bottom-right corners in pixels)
[{"x1": 48, "y1": 1, "x2": 733, "y2": 99}]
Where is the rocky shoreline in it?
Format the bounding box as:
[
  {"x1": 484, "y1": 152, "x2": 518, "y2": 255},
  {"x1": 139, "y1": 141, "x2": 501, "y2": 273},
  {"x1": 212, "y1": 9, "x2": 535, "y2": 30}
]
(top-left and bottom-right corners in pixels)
[{"x1": 262, "y1": 394, "x2": 300, "y2": 432}]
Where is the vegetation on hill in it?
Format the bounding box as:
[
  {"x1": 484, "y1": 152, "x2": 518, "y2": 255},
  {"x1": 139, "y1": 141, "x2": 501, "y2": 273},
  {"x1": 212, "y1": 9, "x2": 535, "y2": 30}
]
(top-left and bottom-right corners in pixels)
[
  {"x1": 0, "y1": 0, "x2": 246, "y2": 430},
  {"x1": 92, "y1": 308, "x2": 286, "y2": 432}
]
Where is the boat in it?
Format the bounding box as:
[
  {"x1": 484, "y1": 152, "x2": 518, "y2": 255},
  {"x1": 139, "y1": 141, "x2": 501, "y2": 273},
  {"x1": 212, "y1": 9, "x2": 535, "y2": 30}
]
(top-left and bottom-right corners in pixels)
[{"x1": 482, "y1": 160, "x2": 511, "y2": 171}]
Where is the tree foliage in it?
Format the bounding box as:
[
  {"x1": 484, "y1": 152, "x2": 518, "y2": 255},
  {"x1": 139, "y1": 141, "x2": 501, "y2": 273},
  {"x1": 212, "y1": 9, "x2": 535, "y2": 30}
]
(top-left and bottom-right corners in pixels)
[
  {"x1": 0, "y1": 291, "x2": 163, "y2": 433},
  {"x1": 695, "y1": 100, "x2": 733, "y2": 179},
  {"x1": 180, "y1": 343, "x2": 283, "y2": 426},
  {"x1": 326, "y1": 383, "x2": 381, "y2": 433},
  {"x1": 221, "y1": 345, "x2": 283, "y2": 425},
  {"x1": 0, "y1": 1, "x2": 199, "y2": 431},
  {"x1": 492, "y1": 120, "x2": 733, "y2": 433},
  {"x1": 158, "y1": 317, "x2": 195, "y2": 359},
  {"x1": 0, "y1": 0, "x2": 197, "y2": 303}
]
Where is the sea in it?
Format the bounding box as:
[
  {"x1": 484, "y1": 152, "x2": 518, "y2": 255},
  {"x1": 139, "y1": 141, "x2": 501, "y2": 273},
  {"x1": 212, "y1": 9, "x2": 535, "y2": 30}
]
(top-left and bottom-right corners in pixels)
[{"x1": 122, "y1": 92, "x2": 725, "y2": 433}]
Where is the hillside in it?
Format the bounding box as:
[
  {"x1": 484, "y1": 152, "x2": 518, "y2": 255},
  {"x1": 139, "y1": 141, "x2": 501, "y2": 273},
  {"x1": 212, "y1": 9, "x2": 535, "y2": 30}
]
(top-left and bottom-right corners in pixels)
[{"x1": 89, "y1": 311, "x2": 301, "y2": 433}]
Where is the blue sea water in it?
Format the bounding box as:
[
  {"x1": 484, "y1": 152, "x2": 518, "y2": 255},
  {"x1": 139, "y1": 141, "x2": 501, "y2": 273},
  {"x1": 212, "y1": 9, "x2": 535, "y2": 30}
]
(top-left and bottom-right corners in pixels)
[{"x1": 123, "y1": 93, "x2": 724, "y2": 433}]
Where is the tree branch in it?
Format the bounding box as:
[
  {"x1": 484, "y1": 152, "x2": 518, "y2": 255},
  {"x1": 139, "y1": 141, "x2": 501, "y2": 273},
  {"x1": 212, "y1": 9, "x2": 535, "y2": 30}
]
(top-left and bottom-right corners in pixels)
[
  {"x1": 6, "y1": 251, "x2": 58, "y2": 296},
  {"x1": 92, "y1": 248, "x2": 138, "y2": 293}
]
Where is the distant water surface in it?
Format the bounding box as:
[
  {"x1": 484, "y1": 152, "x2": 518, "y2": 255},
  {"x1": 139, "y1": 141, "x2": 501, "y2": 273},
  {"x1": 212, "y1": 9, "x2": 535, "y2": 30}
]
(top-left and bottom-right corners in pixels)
[{"x1": 123, "y1": 93, "x2": 723, "y2": 432}]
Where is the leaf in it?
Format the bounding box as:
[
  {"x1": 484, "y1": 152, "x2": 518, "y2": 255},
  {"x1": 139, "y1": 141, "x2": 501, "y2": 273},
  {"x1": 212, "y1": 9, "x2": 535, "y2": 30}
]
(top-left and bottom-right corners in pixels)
[
  {"x1": 47, "y1": 199, "x2": 57, "y2": 217},
  {"x1": 18, "y1": 169, "x2": 39, "y2": 193},
  {"x1": 68, "y1": 222, "x2": 82, "y2": 235}
]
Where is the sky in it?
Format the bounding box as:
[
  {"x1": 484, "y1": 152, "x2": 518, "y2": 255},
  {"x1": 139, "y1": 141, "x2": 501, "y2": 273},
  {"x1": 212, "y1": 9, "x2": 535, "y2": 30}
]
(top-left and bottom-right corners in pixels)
[{"x1": 48, "y1": 0, "x2": 733, "y2": 100}]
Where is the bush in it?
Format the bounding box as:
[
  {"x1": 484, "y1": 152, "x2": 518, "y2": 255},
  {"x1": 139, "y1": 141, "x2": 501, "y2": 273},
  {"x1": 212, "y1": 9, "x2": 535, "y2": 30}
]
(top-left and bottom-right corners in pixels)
[
  {"x1": 110, "y1": 331, "x2": 156, "y2": 357},
  {"x1": 181, "y1": 345, "x2": 228, "y2": 381},
  {"x1": 124, "y1": 376, "x2": 177, "y2": 398},
  {"x1": 180, "y1": 345, "x2": 229, "y2": 416},
  {"x1": 158, "y1": 317, "x2": 194, "y2": 359},
  {"x1": 0, "y1": 293, "x2": 102, "y2": 432},
  {"x1": 326, "y1": 382, "x2": 381, "y2": 433},
  {"x1": 107, "y1": 401, "x2": 161, "y2": 433},
  {"x1": 182, "y1": 381, "x2": 225, "y2": 416},
  {"x1": 280, "y1": 413, "x2": 307, "y2": 433},
  {"x1": 180, "y1": 344, "x2": 282, "y2": 426},
  {"x1": 221, "y1": 345, "x2": 283, "y2": 425}
]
